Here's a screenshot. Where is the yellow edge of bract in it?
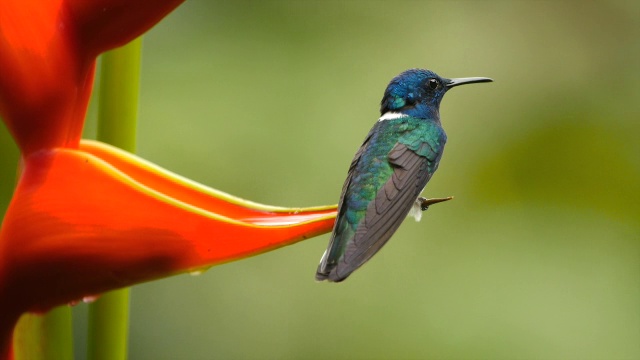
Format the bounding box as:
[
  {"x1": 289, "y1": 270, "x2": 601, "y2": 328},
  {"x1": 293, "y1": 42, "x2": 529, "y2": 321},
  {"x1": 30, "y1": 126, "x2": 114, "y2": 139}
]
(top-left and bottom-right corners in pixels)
[
  {"x1": 80, "y1": 139, "x2": 337, "y2": 213},
  {"x1": 73, "y1": 142, "x2": 337, "y2": 227}
]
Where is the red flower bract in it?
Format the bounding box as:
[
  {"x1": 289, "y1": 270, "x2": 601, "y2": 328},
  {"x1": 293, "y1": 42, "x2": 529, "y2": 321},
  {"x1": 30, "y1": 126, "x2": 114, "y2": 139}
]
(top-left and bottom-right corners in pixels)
[
  {"x1": 0, "y1": 0, "x2": 337, "y2": 356},
  {"x1": 1, "y1": 144, "x2": 336, "y2": 314}
]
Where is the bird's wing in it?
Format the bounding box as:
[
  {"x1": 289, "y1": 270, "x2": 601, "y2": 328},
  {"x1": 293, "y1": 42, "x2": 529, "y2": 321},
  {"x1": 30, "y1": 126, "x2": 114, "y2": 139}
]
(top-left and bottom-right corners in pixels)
[
  {"x1": 332, "y1": 142, "x2": 436, "y2": 281},
  {"x1": 315, "y1": 130, "x2": 375, "y2": 280}
]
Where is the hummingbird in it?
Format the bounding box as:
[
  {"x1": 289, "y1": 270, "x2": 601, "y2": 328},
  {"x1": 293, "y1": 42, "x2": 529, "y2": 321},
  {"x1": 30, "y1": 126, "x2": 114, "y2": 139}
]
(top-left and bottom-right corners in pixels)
[{"x1": 316, "y1": 69, "x2": 492, "y2": 282}]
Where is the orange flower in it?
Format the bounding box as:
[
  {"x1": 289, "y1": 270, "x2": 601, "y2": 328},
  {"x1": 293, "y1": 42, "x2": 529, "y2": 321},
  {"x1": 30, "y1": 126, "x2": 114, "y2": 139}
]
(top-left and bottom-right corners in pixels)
[{"x1": 0, "y1": 0, "x2": 337, "y2": 354}]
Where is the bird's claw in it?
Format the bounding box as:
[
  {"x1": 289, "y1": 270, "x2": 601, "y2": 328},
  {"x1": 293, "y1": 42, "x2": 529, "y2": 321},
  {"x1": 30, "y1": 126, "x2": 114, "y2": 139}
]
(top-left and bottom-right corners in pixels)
[{"x1": 418, "y1": 196, "x2": 453, "y2": 211}]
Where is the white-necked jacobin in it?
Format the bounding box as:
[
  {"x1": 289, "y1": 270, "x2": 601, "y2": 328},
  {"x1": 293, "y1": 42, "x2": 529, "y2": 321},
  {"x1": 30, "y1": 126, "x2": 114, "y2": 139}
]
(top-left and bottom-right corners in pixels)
[{"x1": 316, "y1": 68, "x2": 492, "y2": 282}]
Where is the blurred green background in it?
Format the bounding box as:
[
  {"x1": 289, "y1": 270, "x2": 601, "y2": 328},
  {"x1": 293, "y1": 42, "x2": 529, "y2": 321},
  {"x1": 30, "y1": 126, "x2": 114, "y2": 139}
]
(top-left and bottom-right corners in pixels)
[{"x1": 1, "y1": 1, "x2": 639, "y2": 359}]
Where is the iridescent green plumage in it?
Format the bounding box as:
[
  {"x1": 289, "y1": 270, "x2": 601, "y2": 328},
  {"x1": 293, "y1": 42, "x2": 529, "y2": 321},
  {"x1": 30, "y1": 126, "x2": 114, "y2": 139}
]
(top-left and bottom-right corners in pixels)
[{"x1": 316, "y1": 69, "x2": 491, "y2": 282}]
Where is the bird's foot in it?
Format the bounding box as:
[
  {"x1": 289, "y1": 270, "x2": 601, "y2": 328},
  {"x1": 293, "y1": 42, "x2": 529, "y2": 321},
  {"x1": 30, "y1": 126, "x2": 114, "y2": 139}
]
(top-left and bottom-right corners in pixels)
[
  {"x1": 417, "y1": 196, "x2": 454, "y2": 211},
  {"x1": 409, "y1": 196, "x2": 453, "y2": 222}
]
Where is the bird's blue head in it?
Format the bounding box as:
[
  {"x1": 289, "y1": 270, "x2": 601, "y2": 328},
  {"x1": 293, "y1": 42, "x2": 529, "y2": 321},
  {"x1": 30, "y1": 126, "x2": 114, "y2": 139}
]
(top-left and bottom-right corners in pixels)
[{"x1": 380, "y1": 68, "x2": 492, "y2": 119}]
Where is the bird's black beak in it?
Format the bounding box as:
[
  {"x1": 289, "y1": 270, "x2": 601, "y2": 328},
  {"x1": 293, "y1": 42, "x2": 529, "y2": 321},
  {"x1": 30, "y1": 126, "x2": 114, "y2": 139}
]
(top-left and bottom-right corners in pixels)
[{"x1": 446, "y1": 77, "x2": 493, "y2": 88}]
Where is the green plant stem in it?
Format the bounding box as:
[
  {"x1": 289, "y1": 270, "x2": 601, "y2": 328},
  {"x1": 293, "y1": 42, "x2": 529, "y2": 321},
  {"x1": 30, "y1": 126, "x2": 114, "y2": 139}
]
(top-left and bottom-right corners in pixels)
[
  {"x1": 88, "y1": 37, "x2": 142, "y2": 360},
  {"x1": 13, "y1": 307, "x2": 73, "y2": 360},
  {"x1": 96, "y1": 38, "x2": 142, "y2": 152}
]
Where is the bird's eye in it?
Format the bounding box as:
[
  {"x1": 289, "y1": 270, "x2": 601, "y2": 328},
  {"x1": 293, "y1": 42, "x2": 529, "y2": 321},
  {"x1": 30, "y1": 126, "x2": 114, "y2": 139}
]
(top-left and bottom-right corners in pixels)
[{"x1": 428, "y1": 78, "x2": 439, "y2": 90}]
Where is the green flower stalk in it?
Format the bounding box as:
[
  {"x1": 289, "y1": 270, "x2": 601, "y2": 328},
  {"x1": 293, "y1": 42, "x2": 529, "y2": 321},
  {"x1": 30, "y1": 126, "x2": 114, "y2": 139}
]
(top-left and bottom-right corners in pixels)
[{"x1": 88, "y1": 37, "x2": 143, "y2": 360}]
